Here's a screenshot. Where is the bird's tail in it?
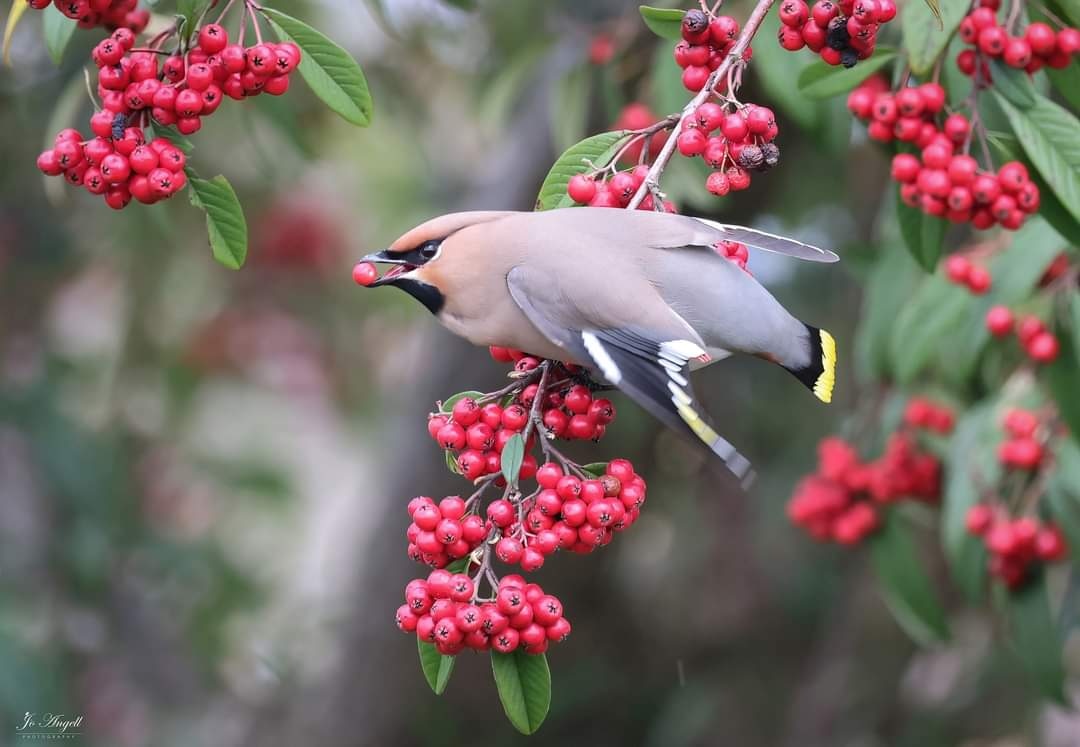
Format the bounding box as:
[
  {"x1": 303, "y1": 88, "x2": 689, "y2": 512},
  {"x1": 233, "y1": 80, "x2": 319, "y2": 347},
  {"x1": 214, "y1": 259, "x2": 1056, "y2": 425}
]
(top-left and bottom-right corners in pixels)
[{"x1": 783, "y1": 325, "x2": 836, "y2": 404}]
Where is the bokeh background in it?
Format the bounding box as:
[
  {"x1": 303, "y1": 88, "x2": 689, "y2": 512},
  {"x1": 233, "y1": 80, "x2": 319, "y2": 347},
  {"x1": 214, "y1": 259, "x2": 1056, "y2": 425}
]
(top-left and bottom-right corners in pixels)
[{"x1": 2, "y1": 0, "x2": 1077, "y2": 745}]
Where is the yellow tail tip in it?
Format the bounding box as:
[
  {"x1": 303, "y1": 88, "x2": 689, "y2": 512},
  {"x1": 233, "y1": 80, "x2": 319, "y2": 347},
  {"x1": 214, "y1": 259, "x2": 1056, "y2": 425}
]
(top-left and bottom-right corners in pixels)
[{"x1": 813, "y1": 329, "x2": 836, "y2": 403}]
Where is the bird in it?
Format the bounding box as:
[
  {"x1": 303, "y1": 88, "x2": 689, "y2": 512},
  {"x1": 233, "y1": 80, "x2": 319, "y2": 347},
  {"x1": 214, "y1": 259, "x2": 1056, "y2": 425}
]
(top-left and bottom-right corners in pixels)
[{"x1": 360, "y1": 207, "x2": 838, "y2": 483}]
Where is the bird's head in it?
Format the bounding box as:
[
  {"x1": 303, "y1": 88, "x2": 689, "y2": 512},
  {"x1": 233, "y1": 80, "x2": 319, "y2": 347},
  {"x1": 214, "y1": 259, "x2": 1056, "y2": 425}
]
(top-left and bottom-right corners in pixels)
[{"x1": 360, "y1": 211, "x2": 512, "y2": 314}]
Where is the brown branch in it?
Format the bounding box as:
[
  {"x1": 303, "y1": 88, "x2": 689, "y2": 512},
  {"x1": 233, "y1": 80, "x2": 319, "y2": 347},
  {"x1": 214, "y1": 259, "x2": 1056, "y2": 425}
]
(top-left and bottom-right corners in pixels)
[{"x1": 626, "y1": 0, "x2": 779, "y2": 209}]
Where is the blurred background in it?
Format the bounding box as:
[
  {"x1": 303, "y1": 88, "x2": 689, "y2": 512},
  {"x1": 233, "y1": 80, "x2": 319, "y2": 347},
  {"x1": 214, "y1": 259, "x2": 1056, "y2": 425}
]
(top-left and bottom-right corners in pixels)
[{"x1": 1, "y1": 0, "x2": 1076, "y2": 745}]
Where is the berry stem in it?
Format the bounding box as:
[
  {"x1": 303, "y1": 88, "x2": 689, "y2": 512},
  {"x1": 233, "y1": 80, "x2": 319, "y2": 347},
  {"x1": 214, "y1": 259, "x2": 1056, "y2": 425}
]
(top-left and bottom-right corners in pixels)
[
  {"x1": 215, "y1": 0, "x2": 239, "y2": 25},
  {"x1": 626, "y1": 0, "x2": 778, "y2": 209}
]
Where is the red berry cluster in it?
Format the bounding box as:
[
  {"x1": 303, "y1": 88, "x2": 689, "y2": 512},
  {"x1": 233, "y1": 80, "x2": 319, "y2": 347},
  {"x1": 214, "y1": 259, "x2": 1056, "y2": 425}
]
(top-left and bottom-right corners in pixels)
[
  {"x1": 488, "y1": 459, "x2": 647, "y2": 571},
  {"x1": 427, "y1": 397, "x2": 540, "y2": 482},
  {"x1": 714, "y1": 240, "x2": 750, "y2": 273},
  {"x1": 97, "y1": 23, "x2": 299, "y2": 136},
  {"x1": 847, "y1": 76, "x2": 946, "y2": 144},
  {"x1": 944, "y1": 254, "x2": 993, "y2": 294},
  {"x1": 678, "y1": 102, "x2": 779, "y2": 197},
  {"x1": 397, "y1": 571, "x2": 570, "y2": 656},
  {"x1": 902, "y1": 397, "x2": 956, "y2": 434},
  {"x1": 984, "y1": 308, "x2": 1061, "y2": 363},
  {"x1": 36, "y1": 128, "x2": 187, "y2": 209},
  {"x1": 965, "y1": 506, "x2": 1067, "y2": 588},
  {"x1": 406, "y1": 495, "x2": 487, "y2": 569},
  {"x1": 25, "y1": 0, "x2": 148, "y2": 33},
  {"x1": 37, "y1": 17, "x2": 301, "y2": 208},
  {"x1": 892, "y1": 140, "x2": 1038, "y2": 230},
  {"x1": 776, "y1": 0, "x2": 896, "y2": 68},
  {"x1": 672, "y1": 9, "x2": 752, "y2": 92},
  {"x1": 996, "y1": 408, "x2": 1048, "y2": 469},
  {"x1": 956, "y1": 1, "x2": 1080, "y2": 79},
  {"x1": 566, "y1": 165, "x2": 675, "y2": 212},
  {"x1": 788, "y1": 417, "x2": 945, "y2": 545}
]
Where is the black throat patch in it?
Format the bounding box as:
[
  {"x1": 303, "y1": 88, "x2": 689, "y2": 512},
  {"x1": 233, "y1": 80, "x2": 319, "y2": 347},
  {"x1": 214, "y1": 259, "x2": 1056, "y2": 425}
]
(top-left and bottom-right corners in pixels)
[{"x1": 392, "y1": 278, "x2": 445, "y2": 315}]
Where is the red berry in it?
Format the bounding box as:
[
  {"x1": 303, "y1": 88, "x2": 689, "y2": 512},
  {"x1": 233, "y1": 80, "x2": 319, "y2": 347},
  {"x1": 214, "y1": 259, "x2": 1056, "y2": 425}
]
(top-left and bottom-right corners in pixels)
[
  {"x1": 985, "y1": 305, "x2": 1014, "y2": 336},
  {"x1": 1027, "y1": 331, "x2": 1059, "y2": 362},
  {"x1": 567, "y1": 174, "x2": 597, "y2": 203}
]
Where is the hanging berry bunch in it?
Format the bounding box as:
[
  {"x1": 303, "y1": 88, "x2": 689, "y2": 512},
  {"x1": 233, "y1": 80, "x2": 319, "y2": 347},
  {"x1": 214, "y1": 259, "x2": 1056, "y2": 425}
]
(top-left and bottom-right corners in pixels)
[
  {"x1": 24, "y1": 0, "x2": 149, "y2": 33},
  {"x1": 14, "y1": 0, "x2": 372, "y2": 267},
  {"x1": 964, "y1": 409, "x2": 1070, "y2": 589},
  {"x1": 776, "y1": 0, "x2": 897, "y2": 67},
  {"x1": 787, "y1": 399, "x2": 947, "y2": 546},
  {"x1": 848, "y1": 75, "x2": 1040, "y2": 231},
  {"x1": 956, "y1": 0, "x2": 1079, "y2": 79}
]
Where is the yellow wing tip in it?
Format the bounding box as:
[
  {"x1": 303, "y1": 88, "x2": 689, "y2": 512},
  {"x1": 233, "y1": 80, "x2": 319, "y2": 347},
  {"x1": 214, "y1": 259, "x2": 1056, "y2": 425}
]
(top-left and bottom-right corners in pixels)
[{"x1": 813, "y1": 329, "x2": 836, "y2": 404}]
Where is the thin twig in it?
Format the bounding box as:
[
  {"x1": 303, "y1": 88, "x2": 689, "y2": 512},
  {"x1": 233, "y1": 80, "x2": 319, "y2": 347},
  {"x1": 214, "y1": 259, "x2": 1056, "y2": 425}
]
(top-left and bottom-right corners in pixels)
[{"x1": 626, "y1": 0, "x2": 778, "y2": 209}]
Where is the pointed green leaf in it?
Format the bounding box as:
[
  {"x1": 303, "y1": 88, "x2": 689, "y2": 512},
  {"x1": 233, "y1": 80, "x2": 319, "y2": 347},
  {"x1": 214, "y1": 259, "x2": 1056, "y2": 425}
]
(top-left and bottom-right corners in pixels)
[
  {"x1": 1046, "y1": 62, "x2": 1080, "y2": 113},
  {"x1": 580, "y1": 462, "x2": 608, "y2": 477},
  {"x1": 501, "y1": 434, "x2": 525, "y2": 484},
  {"x1": 1045, "y1": 442, "x2": 1080, "y2": 568},
  {"x1": 995, "y1": 93, "x2": 1080, "y2": 227},
  {"x1": 870, "y1": 512, "x2": 950, "y2": 645},
  {"x1": 263, "y1": 7, "x2": 373, "y2": 127},
  {"x1": 42, "y1": 5, "x2": 76, "y2": 65},
  {"x1": 942, "y1": 404, "x2": 996, "y2": 600},
  {"x1": 639, "y1": 6, "x2": 685, "y2": 40},
  {"x1": 1003, "y1": 580, "x2": 1067, "y2": 704},
  {"x1": 491, "y1": 650, "x2": 551, "y2": 735},
  {"x1": 418, "y1": 639, "x2": 456, "y2": 695},
  {"x1": 1041, "y1": 293, "x2": 1080, "y2": 443},
  {"x1": 796, "y1": 48, "x2": 897, "y2": 99},
  {"x1": 550, "y1": 65, "x2": 589, "y2": 154},
  {"x1": 902, "y1": 0, "x2": 969, "y2": 75},
  {"x1": 439, "y1": 390, "x2": 485, "y2": 414},
  {"x1": 896, "y1": 186, "x2": 948, "y2": 272},
  {"x1": 923, "y1": 0, "x2": 943, "y2": 24},
  {"x1": 186, "y1": 172, "x2": 248, "y2": 269},
  {"x1": 988, "y1": 60, "x2": 1036, "y2": 108},
  {"x1": 535, "y1": 130, "x2": 629, "y2": 211},
  {"x1": 889, "y1": 271, "x2": 969, "y2": 384},
  {"x1": 176, "y1": 0, "x2": 210, "y2": 43}
]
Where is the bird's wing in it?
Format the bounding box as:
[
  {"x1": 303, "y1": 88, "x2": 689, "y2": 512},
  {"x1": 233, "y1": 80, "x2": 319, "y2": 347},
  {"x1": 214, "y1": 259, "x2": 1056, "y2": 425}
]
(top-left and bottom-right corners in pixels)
[
  {"x1": 506, "y1": 266, "x2": 755, "y2": 485},
  {"x1": 683, "y1": 218, "x2": 838, "y2": 263}
]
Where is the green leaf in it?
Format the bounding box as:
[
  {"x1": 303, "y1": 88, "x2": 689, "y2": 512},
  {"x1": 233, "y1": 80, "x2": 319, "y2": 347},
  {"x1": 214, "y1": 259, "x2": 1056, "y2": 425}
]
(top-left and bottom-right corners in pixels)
[
  {"x1": 889, "y1": 271, "x2": 969, "y2": 385},
  {"x1": 1041, "y1": 293, "x2": 1080, "y2": 442},
  {"x1": 418, "y1": 639, "x2": 456, "y2": 695},
  {"x1": 870, "y1": 512, "x2": 951, "y2": 645},
  {"x1": 922, "y1": 0, "x2": 943, "y2": 24},
  {"x1": 580, "y1": 462, "x2": 608, "y2": 477},
  {"x1": 987, "y1": 132, "x2": 1080, "y2": 248},
  {"x1": 1046, "y1": 443, "x2": 1080, "y2": 570},
  {"x1": 549, "y1": 65, "x2": 589, "y2": 154},
  {"x1": 490, "y1": 650, "x2": 551, "y2": 735},
  {"x1": 501, "y1": 434, "x2": 525, "y2": 484},
  {"x1": 3, "y1": 0, "x2": 29, "y2": 66},
  {"x1": 941, "y1": 404, "x2": 996, "y2": 600},
  {"x1": 263, "y1": 7, "x2": 373, "y2": 127},
  {"x1": 41, "y1": 5, "x2": 76, "y2": 65},
  {"x1": 796, "y1": 48, "x2": 897, "y2": 99},
  {"x1": 1046, "y1": 62, "x2": 1080, "y2": 113},
  {"x1": 639, "y1": 5, "x2": 685, "y2": 40},
  {"x1": 148, "y1": 124, "x2": 195, "y2": 154},
  {"x1": 896, "y1": 186, "x2": 947, "y2": 272},
  {"x1": 176, "y1": 0, "x2": 210, "y2": 42},
  {"x1": 995, "y1": 93, "x2": 1080, "y2": 227},
  {"x1": 186, "y1": 172, "x2": 248, "y2": 269},
  {"x1": 902, "y1": 0, "x2": 969, "y2": 75},
  {"x1": 854, "y1": 244, "x2": 922, "y2": 382},
  {"x1": 988, "y1": 60, "x2": 1036, "y2": 108},
  {"x1": 439, "y1": 390, "x2": 484, "y2": 414},
  {"x1": 1003, "y1": 580, "x2": 1067, "y2": 704},
  {"x1": 534, "y1": 130, "x2": 629, "y2": 211}
]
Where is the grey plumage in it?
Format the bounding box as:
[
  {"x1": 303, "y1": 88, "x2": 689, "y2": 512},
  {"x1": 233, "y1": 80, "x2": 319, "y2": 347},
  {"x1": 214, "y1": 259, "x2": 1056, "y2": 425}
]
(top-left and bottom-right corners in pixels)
[{"x1": 363, "y1": 208, "x2": 838, "y2": 482}]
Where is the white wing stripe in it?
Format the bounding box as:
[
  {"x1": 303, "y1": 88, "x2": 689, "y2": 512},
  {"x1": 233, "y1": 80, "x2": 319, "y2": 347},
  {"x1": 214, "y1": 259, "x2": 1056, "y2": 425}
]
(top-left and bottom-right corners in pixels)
[{"x1": 582, "y1": 331, "x2": 622, "y2": 384}]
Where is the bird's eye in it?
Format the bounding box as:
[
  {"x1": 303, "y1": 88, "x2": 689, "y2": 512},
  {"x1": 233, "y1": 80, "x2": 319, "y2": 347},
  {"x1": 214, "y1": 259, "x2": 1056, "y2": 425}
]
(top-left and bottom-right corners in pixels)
[{"x1": 419, "y1": 241, "x2": 440, "y2": 261}]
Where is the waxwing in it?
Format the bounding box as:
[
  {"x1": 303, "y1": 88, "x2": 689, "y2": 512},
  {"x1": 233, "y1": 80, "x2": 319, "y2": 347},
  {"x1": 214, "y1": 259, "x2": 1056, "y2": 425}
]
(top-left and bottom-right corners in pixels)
[{"x1": 361, "y1": 208, "x2": 838, "y2": 482}]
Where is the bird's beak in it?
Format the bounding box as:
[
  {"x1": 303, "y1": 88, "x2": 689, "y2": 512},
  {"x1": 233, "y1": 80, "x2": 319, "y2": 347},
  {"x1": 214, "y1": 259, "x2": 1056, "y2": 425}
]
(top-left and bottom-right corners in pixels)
[{"x1": 362, "y1": 250, "x2": 414, "y2": 286}]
